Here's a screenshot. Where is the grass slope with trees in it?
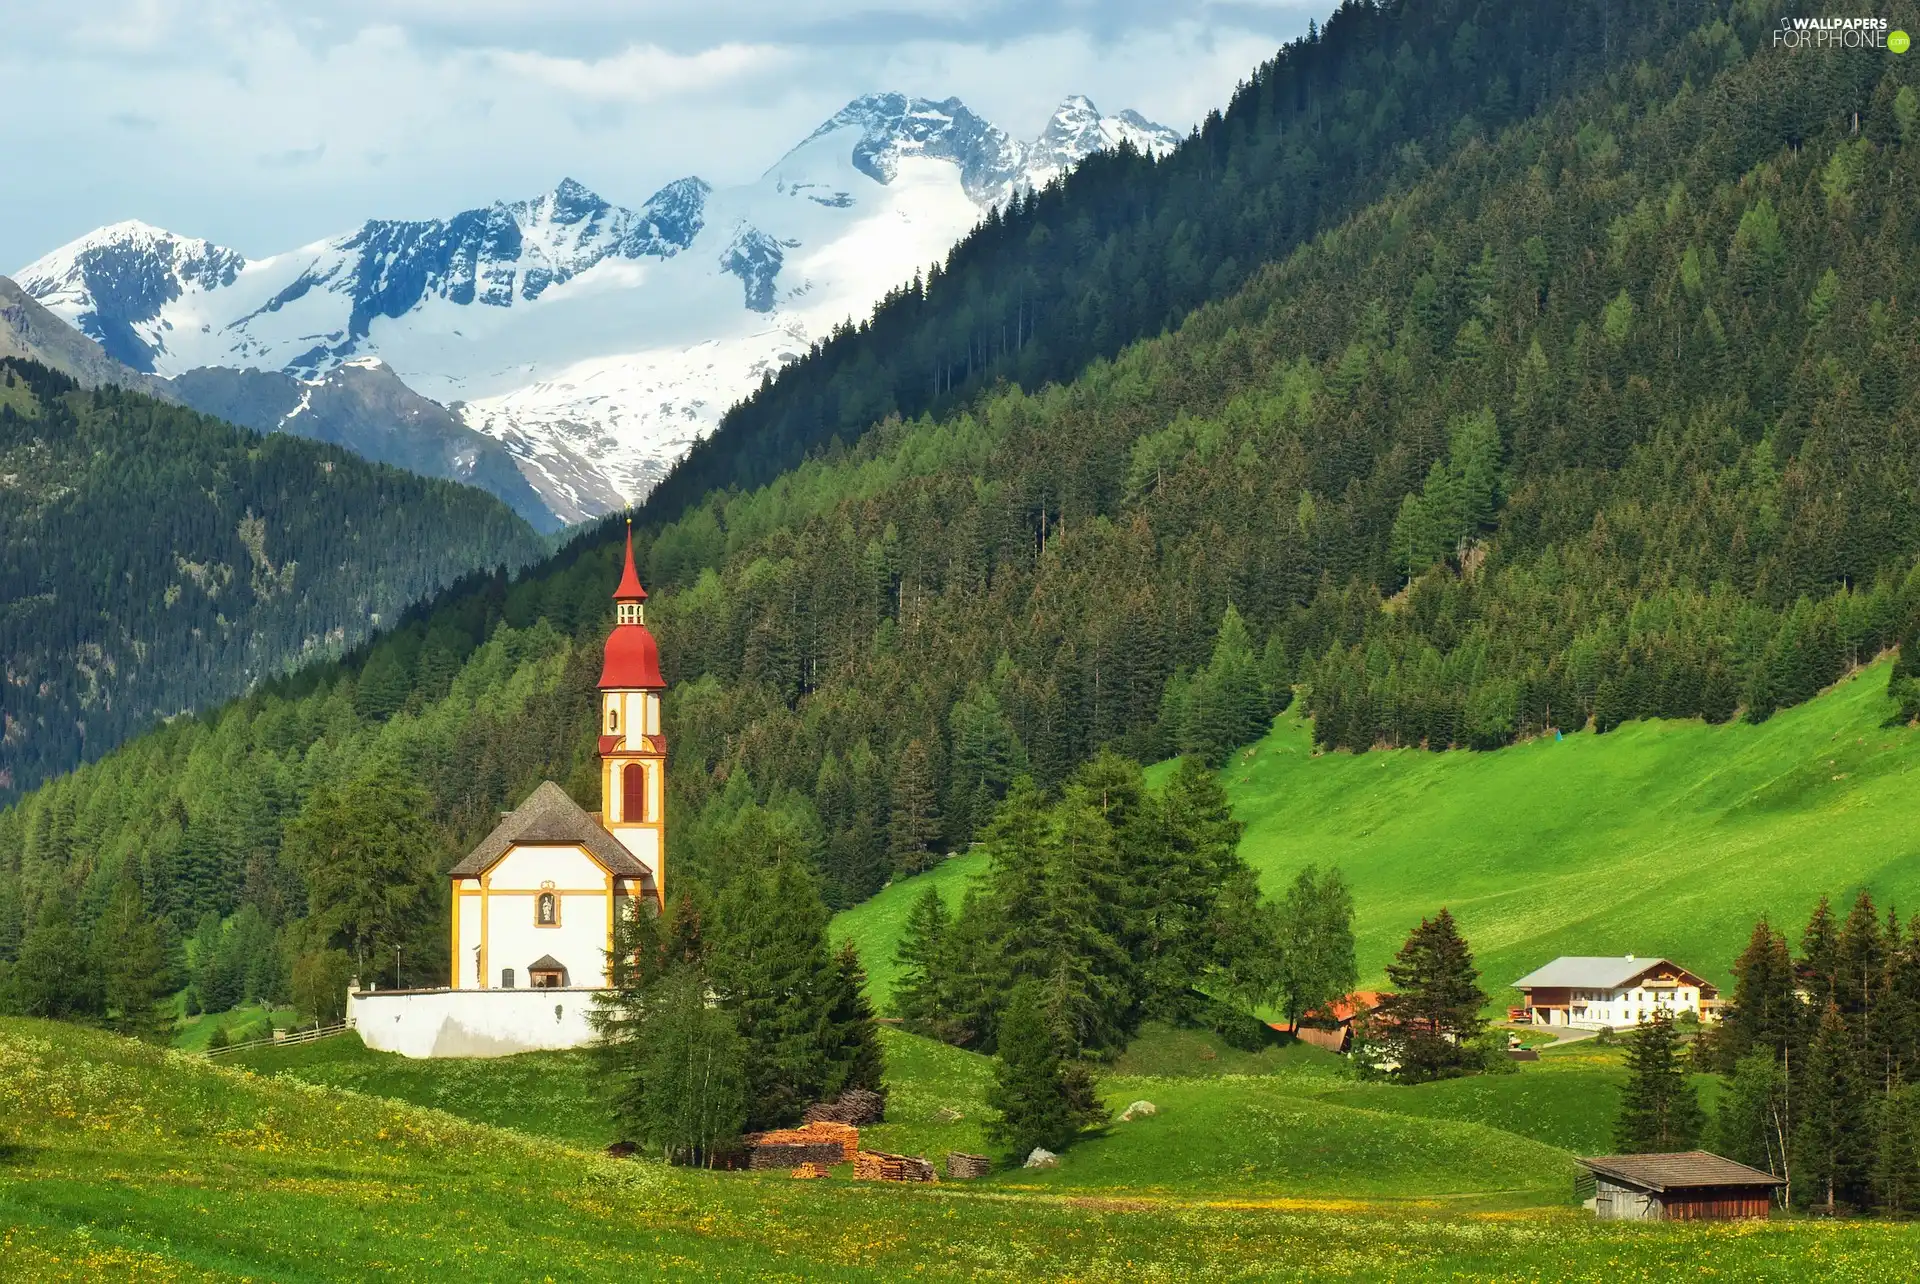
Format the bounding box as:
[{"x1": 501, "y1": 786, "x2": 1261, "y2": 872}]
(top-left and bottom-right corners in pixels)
[
  {"x1": 838, "y1": 660, "x2": 1920, "y2": 1008},
  {"x1": 8, "y1": 1, "x2": 1920, "y2": 1069},
  {"x1": 8, "y1": 1018, "x2": 1920, "y2": 1280},
  {"x1": 0, "y1": 358, "x2": 545, "y2": 802}
]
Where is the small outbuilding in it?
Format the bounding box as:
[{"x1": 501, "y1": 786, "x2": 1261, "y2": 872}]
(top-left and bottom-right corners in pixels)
[{"x1": 1575, "y1": 1152, "x2": 1782, "y2": 1221}]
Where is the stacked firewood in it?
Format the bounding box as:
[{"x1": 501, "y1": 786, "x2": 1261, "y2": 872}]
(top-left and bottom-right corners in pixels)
[
  {"x1": 945, "y1": 1152, "x2": 991, "y2": 1179},
  {"x1": 790, "y1": 1162, "x2": 828, "y2": 1179},
  {"x1": 743, "y1": 1120, "x2": 861, "y2": 1169},
  {"x1": 853, "y1": 1150, "x2": 938, "y2": 1183},
  {"x1": 804, "y1": 1088, "x2": 886, "y2": 1125}
]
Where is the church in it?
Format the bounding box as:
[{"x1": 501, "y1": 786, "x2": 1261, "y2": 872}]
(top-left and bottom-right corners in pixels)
[{"x1": 346, "y1": 528, "x2": 671, "y2": 1057}]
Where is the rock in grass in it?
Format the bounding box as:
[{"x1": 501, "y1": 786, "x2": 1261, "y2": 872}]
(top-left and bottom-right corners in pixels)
[
  {"x1": 933, "y1": 1106, "x2": 965, "y2": 1123},
  {"x1": 1023, "y1": 1148, "x2": 1059, "y2": 1169},
  {"x1": 1120, "y1": 1101, "x2": 1157, "y2": 1122}
]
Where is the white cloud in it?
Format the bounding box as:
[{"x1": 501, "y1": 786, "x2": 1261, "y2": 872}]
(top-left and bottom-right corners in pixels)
[
  {"x1": 485, "y1": 42, "x2": 790, "y2": 104},
  {"x1": 0, "y1": 0, "x2": 1315, "y2": 267}
]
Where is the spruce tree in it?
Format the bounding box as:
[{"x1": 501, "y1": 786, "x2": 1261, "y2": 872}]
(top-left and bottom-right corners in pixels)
[
  {"x1": 6, "y1": 898, "x2": 101, "y2": 1020},
  {"x1": 707, "y1": 844, "x2": 839, "y2": 1129},
  {"x1": 1614, "y1": 1010, "x2": 1706, "y2": 1153},
  {"x1": 96, "y1": 878, "x2": 171, "y2": 1041},
  {"x1": 888, "y1": 737, "x2": 942, "y2": 874},
  {"x1": 1376, "y1": 908, "x2": 1486, "y2": 1083},
  {"x1": 820, "y1": 940, "x2": 887, "y2": 1105},
  {"x1": 1796, "y1": 1002, "x2": 1871, "y2": 1213},
  {"x1": 1799, "y1": 896, "x2": 1840, "y2": 1017},
  {"x1": 984, "y1": 982, "x2": 1105, "y2": 1159},
  {"x1": 1873, "y1": 1084, "x2": 1920, "y2": 1216},
  {"x1": 1718, "y1": 917, "x2": 1798, "y2": 1070},
  {"x1": 892, "y1": 885, "x2": 951, "y2": 1029}
]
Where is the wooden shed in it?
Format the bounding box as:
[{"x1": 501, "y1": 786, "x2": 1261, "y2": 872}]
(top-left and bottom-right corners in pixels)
[{"x1": 1575, "y1": 1152, "x2": 1782, "y2": 1221}]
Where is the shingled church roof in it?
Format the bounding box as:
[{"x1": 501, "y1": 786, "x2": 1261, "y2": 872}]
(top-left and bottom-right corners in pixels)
[{"x1": 448, "y1": 781, "x2": 653, "y2": 880}]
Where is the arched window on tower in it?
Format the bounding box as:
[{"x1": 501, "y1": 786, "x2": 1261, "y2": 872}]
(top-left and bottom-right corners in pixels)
[
  {"x1": 608, "y1": 706, "x2": 618, "y2": 733},
  {"x1": 623, "y1": 762, "x2": 647, "y2": 823}
]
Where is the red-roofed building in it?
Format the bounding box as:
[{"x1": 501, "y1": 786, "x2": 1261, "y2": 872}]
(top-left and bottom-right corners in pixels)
[{"x1": 1287, "y1": 990, "x2": 1387, "y2": 1053}]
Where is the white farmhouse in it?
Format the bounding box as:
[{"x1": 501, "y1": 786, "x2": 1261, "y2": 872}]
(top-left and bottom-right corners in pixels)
[{"x1": 1511, "y1": 956, "x2": 1719, "y2": 1030}]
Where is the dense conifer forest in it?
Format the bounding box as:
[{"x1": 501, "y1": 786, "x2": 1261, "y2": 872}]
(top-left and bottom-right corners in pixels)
[
  {"x1": 6, "y1": 1, "x2": 1920, "y2": 1019},
  {"x1": 0, "y1": 358, "x2": 544, "y2": 802},
  {"x1": 645, "y1": 0, "x2": 1718, "y2": 522}
]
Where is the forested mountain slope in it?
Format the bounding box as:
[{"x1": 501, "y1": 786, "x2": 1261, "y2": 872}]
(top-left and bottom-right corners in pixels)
[
  {"x1": 6, "y1": 3, "x2": 1920, "y2": 989},
  {"x1": 0, "y1": 358, "x2": 544, "y2": 801},
  {"x1": 642, "y1": 0, "x2": 1723, "y2": 522}
]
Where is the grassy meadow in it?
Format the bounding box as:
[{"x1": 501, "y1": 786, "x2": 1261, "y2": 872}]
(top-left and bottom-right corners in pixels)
[
  {"x1": 7, "y1": 1019, "x2": 1920, "y2": 1280},
  {"x1": 836, "y1": 663, "x2": 1920, "y2": 1006}
]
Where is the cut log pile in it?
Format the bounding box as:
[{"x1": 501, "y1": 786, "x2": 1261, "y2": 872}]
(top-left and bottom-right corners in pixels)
[
  {"x1": 854, "y1": 1150, "x2": 938, "y2": 1183},
  {"x1": 748, "y1": 1141, "x2": 846, "y2": 1170},
  {"x1": 790, "y1": 1163, "x2": 829, "y2": 1179},
  {"x1": 804, "y1": 1088, "x2": 886, "y2": 1125},
  {"x1": 743, "y1": 1120, "x2": 861, "y2": 1170},
  {"x1": 945, "y1": 1152, "x2": 991, "y2": 1179}
]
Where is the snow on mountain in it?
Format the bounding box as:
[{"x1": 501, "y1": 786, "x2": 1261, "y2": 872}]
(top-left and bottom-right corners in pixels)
[{"x1": 16, "y1": 95, "x2": 1180, "y2": 524}]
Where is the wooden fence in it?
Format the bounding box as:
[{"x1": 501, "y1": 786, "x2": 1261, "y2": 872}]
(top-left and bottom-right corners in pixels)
[{"x1": 204, "y1": 1021, "x2": 348, "y2": 1059}]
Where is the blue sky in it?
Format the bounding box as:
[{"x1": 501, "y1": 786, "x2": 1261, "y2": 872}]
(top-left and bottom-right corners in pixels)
[{"x1": 3, "y1": 0, "x2": 1316, "y2": 268}]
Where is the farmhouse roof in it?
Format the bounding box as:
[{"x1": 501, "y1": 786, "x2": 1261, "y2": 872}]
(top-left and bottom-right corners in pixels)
[
  {"x1": 1304, "y1": 990, "x2": 1387, "y2": 1025},
  {"x1": 1576, "y1": 1152, "x2": 1784, "y2": 1192},
  {"x1": 447, "y1": 781, "x2": 652, "y2": 880},
  {"x1": 528, "y1": 954, "x2": 566, "y2": 972},
  {"x1": 1510, "y1": 956, "x2": 1702, "y2": 991}
]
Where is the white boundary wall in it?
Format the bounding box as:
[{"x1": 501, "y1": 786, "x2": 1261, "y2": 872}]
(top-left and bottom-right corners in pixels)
[{"x1": 347, "y1": 987, "x2": 602, "y2": 1058}]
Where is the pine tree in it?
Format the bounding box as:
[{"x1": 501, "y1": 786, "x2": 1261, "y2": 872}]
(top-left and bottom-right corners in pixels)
[
  {"x1": 6, "y1": 898, "x2": 101, "y2": 1020},
  {"x1": 1717, "y1": 917, "x2": 1798, "y2": 1070},
  {"x1": 1614, "y1": 1010, "x2": 1706, "y2": 1153},
  {"x1": 892, "y1": 885, "x2": 951, "y2": 1029},
  {"x1": 888, "y1": 737, "x2": 942, "y2": 874},
  {"x1": 707, "y1": 847, "x2": 839, "y2": 1130},
  {"x1": 1796, "y1": 1002, "x2": 1871, "y2": 1213},
  {"x1": 1834, "y1": 891, "x2": 1886, "y2": 1041},
  {"x1": 984, "y1": 981, "x2": 1105, "y2": 1159},
  {"x1": 1800, "y1": 896, "x2": 1840, "y2": 1016},
  {"x1": 96, "y1": 878, "x2": 171, "y2": 1041},
  {"x1": 1376, "y1": 908, "x2": 1486, "y2": 1084},
  {"x1": 820, "y1": 940, "x2": 887, "y2": 1104}
]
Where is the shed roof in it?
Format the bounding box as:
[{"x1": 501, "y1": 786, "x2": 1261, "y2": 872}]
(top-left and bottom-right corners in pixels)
[
  {"x1": 528, "y1": 954, "x2": 567, "y2": 972},
  {"x1": 1511, "y1": 956, "x2": 1702, "y2": 991},
  {"x1": 447, "y1": 781, "x2": 653, "y2": 880},
  {"x1": 1576, "y1": 1152, "x2": 1784, "y2": 1192}
]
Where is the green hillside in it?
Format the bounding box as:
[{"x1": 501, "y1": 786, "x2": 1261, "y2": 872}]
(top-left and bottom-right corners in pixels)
[
  {"x1": 9, "y1": 1018, "x2": 1920, "y2": 1279},
  {"x1": 0, "y1": 358, "x2": 544, "y2": 801},
  {"x1": 10, "y1": 0, "x2": 1920, "y2": 1030},
  {"x1": 838, "y1": 662, "x2": 1920, "y2": 1007}
]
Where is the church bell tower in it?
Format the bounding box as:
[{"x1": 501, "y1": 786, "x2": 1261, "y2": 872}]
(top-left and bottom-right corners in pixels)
[{"x1": 597, "y1": 520, "x2": 667, "y2": 905}]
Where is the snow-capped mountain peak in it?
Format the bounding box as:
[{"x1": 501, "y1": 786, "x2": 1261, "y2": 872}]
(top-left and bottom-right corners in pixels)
[{"x1": 19, "y1": 90, "x2": 1180, "y2": 523}]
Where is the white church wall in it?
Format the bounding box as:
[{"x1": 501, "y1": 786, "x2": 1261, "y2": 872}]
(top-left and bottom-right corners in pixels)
[
  {"x1": 348, "y1": 988, "x2": 601, "y2": 1058},
  {"x1": 455, "y1": 890, "x2": 483, "y2": 988}
]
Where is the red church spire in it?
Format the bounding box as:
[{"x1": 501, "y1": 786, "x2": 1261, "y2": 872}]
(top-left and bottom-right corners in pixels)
[
  {"x1": 613, "y1": 518, "x2": 647, "y2": 602},
  {"x1": 599, "y1": 518, "x2": 665, "y2": 690}
]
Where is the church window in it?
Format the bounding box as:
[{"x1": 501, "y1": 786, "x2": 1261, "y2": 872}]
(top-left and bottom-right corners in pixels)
[
  {"x1": 537, "y1": 892, "x2": 558, "y2": 926},
  {"x1": 618, "y1": 602, "x2": 641, "y2": 625},
  {"x1": 624, "y1": 762, "x2": 647, "y2": 822},
  {"x1": 501, "y1": 968, "x2": 516, "y2": 988},
  {"x1": 608, "y1": 707, "x2": 618, "y2": 732}
]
